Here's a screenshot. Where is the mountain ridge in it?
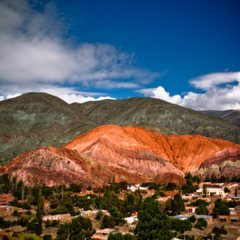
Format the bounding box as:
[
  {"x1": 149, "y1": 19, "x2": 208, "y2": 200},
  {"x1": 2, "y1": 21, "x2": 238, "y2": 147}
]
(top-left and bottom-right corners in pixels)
[
  {"x1": 1, "y1": 125, "x2": 240, "y2": 187},
  {"x1": 200, "y1": 109, "x2": 240, "y2": 128},
  {"x1": 1, "y1": 92, "x2": 240, "y2": 165}
]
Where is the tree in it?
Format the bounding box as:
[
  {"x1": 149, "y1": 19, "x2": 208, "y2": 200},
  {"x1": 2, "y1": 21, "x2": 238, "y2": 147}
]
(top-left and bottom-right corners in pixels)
[
  {"x1": 68, "y1": 183, "x2": 82, "y2": 193},
  {"x1": 108, "y1": 233, "x2": 136, "y2": 240},
  {"x1": 203, "y1": 184, "x2": 207, "y2": 197},
  {"x1": 36, "y1": 187, "x2": 44, "y2": 235},
  {"x1": 167, "y1": 182, "x2": 177, "y2": 191},
  {"x1": 188, "y1": 215, "x2": 196, "y2": 223},
  {"x1": 235, "y1": 189, "x2": 238, "y2": 196},
  {"x1": 36, "y1": 188, "x2": 44, "y2": 221},
  {"x1": 213, "y1": 199, "x2": 230, "y2": 217},
  {"x1": 102, "y1": 215, "x2": 116, "y2": 228},
  {"x1": 195, "y1": 205, "x2": 209, "y2": 215},
  {"x1": 194, "y1": 218, "x2": 207, "y2": 230},
  {"x1": 96, "y1": 210, "x2": 104, "y2": 220},
  {"x1": 108, "y1": 233, "x2": 124, "y2": 240},
  {"x1": 134, "y1": 197, "x2": 175, "y2": 240},
  {"x1": 171, "y1": 218, "x2": 192, "y2": 233},
  {"x1": 43, "y1": 235, "x2": 52, "y2": 240},
  {"x1": 57, "y1": 216, "x2": 95, "y2": 240},
  {"x1": 224, "y1": 187, "x2": 230, "y2": 193},
  {"x1": 174, "y1": 193, "x2": 185, "y2": 212}
]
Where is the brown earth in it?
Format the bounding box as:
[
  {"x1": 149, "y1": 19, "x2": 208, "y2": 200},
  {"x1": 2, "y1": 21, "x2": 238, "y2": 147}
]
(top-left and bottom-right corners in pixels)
[
  {"x1": 1, "y1": 125, "x2": 240, "y2": 187},
  {"x1": 194, "y1": 148, "x2": 240, "y2": 177}
]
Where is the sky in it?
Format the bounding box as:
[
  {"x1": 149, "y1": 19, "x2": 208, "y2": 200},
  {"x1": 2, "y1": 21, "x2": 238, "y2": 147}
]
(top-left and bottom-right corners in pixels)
[{"x1": 0, "y1": 0, "x2": 240, "y2": 110}]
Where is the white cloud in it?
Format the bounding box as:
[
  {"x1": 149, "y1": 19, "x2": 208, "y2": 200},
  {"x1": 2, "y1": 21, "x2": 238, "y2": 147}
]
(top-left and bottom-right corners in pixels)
[
  {"x1": 57, "y1": 94, "x2": 115, "y2": 104},
  {"x1": 152, "y1": 87, "x2": 182, "y2": 104},
  {"x1": 6, "y1": 93, "x2": 22, "y2": 99},
  {"x1": 0, "y1": 0, "x2": 160, "y2": 97},
  {"x1": 135, "y1": 88, "x2": 157, "y2": 96},
  {"x1": 190, "y1": 72, "x2": 240, "y2": 90},
  {"x1": 93, "y1": 80, "x2": 139, "y2": 89},
  {"x1": 138, "y1": 72, "x2": 240, "y2": 110}
]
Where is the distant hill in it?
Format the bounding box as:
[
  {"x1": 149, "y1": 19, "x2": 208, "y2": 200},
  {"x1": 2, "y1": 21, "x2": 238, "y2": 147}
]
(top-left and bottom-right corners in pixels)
[
  {"x1": 200, "y1": 110, "x2": 240, "y2": 128},
  {"x1": 0, "y1": 92, "x2": 240, "y2": 165}
]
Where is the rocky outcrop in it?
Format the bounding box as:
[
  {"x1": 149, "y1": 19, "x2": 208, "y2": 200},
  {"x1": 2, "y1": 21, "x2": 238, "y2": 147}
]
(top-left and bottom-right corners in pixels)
[{"x1": 194, "y1": 148, "x2": 240, "y2": 177}]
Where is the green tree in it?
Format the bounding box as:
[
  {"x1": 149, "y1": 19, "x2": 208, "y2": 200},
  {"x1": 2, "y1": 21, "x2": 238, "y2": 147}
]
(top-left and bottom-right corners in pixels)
[
  {"x1": 36, "y1": 188, "x2": 44, "y2": 221},
  {"x1": 101, "y1": 215, "x2": 116, "y2": 228},
  {"x1": 174, "y1": 193, "x2": 185, "y2": 212},
  {"x1": 134, "y1": 197, "x2": 175, "y2": 240},
  {"x1": 96, "y1": 210, "x2": 104, "y2": 220},
  {"x1": 43, "y1": 235, "x2": 52, "y2": 240},
  {"x1": 203, "y1": 184, "x2": 207, "y2": 197},
  {"x1": 213, "y1": 199, "x2": 230, "y2": 217},
  {"x1": 108, "y1": 233, "x2": 136, "y2": 240},
  {"x1": 224, "y1": 187, "x2": 230, "y2": 193},
  {"x1": 188, "y1": 215, "x2": 196, "y2": 223},
  {"x1": 108, "y1": 233, "x2": 124, "y2": 240},
  {"x1": 194, "y1": 218, "x2": 207, "y2": 230},
  {"x1": 57, "y1": 216, "x2": 95, "y2": 240},
  {"x1": 195, "y1": 204, "x2": 209, "y2": 215}
]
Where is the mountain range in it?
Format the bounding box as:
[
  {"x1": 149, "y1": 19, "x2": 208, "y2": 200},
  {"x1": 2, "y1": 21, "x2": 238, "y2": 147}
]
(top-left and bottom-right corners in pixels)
[
  {"x1": 1, "y1": 125, "x2": 240, "y2": 188},
  {"x1": 1, "y1": 92, "x2": 240, "y2": 166},
  {"x1": 0, "y1": 92, "x2": 240, "y2": 187}
]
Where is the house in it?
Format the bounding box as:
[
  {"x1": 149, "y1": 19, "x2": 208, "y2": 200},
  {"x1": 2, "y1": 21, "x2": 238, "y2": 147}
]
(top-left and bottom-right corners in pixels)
[
  {"x1": 173, "y1": 215, "x2": 212, "y2": 223},
  {"x1": 157, "y1": 196, "x2": 171, "y2": 202},
  {"x1": 223, "y1": 194, "x2": 235, "y2": 201},
  {"x1": 124, "y1": 212, "x2": 138, "y2": 224},
  {"x1": 218, "y1": 214, "x2": 240, "y2": 222},
  {"x1": 148, "y1": 189, "x2": 155, "y2": 196},
  {"x1": 164, "y1": 190, "x2": 179, "y2": 198},
  {"x1": 0, "y1": 205, "x2": 15, "y2": 216},
  {"x1": 44, "y1": 200, "x2": 50, "y2": 210},
  {"x1": 42, "y1": 213, "x2": 72, "y2": 223},
  {"x1": 196, "y1": 186, "x2": 225, "y2": 197},
  {"x1": 185, "y1": 206, "x2": 198, "y2": 214},
  {"x1": 0, "y1": 193, "x2": 15, "y2": 206},
  {"x1": 92, "y1": 228, "x2": 115, "y2": 240},
  {"x1": 86, "y1": 190, "x2": 94, "y2": 194}
]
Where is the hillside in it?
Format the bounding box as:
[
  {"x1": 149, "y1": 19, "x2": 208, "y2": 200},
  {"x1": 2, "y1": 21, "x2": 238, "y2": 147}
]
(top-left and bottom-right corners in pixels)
[
  {"x1": 1, "y1": 92, "x2": 240, "y2": 165},
  {"x1": 1, "y1": 125, "x2": 240, "y2": 187},
  {"x1": 201, "y1": 110, "x2": 240, "y2": 128}
]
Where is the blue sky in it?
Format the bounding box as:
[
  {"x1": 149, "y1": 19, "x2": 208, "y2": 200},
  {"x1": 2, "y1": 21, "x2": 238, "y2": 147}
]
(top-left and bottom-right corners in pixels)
[{"x1": 0, "y1": 0, "x2": 240, "y2": 110}]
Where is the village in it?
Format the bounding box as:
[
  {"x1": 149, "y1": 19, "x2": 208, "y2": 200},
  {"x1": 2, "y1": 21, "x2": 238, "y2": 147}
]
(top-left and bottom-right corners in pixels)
[{"x1": 0, "y1": 173, "x2": 240, "y2": 240}]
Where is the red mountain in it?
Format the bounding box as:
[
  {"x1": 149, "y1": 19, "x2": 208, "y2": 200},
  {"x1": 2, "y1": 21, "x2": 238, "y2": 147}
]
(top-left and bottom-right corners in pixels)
[{"x1": 1, "y1": 125, "x2": 240, "y2": 187}]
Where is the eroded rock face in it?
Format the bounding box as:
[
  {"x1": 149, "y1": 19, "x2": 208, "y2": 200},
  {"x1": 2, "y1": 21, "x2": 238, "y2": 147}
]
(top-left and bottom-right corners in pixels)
[
  {"x1": 1, "y1": 125, "x2": 240, "y2": 187},
  {"x1": 64, "y1": 125, "x2": 240, "y2": 173},
  {"x1": 0, "y1": 146, "x2": 114, "y2": 188},
  {"x1": 194, "y1": 148, "x2": 240, "y2": 177}
]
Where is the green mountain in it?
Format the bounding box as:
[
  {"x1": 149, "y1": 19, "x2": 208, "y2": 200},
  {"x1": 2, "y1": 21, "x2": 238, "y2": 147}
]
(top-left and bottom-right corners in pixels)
[
  {"x1": 0, "y1": 92, "x2": 239, "y2": 165},
  {"x1": 200, "y1": 110, "x2": 240, "y2": 128}
]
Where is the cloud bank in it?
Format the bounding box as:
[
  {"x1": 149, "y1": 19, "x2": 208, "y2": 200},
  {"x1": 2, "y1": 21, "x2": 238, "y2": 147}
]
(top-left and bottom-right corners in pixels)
[
  {"x1": 0, "y1": 0, "x2": 159, "y2": 103},
  {"x1": 138, "y1": 72, "x2": 240, "y2": 110}
]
